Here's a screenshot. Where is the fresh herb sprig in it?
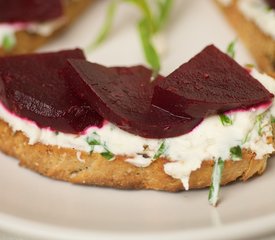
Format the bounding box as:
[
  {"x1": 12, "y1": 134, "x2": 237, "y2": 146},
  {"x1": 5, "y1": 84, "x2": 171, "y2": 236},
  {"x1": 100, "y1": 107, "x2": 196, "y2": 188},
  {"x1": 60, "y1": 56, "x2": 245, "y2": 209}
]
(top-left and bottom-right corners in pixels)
[
  {"x1": 153, "y1": 141, "x2": 167, "y2": 159},
  {"x1": 91, "y1": 0, "x2": 117, "y2": 49},
  {"x1": 208, "y1": 158, "x2": 224, "y2": 207},
  {"x1": 242, "y1": 111, "x2": 268, "y2": 144},
  {"x1": 219, "y1": 114, "x2": 233, "y2": 126},
  {"x1": 230, "y1": 145, "x2": 242, "y2": 160},
  {"x1": 87, "y1": 132, "x2": 115, "y2": 160},
  {"x1": 89, "y1": 0, "x2": 174, "y2": 75},
  {"x1": 256, "y1": 112, "x2": 268, "y2": 136},
  {"x1": 226, "y1": 39, "x2": 237, "y2": 59},
  {"x1": 138, "y1": 18, "x2": 160, "y2": 77},
  {"x1": 2, "y1": 34, "x2": 16, "y2": 51}
]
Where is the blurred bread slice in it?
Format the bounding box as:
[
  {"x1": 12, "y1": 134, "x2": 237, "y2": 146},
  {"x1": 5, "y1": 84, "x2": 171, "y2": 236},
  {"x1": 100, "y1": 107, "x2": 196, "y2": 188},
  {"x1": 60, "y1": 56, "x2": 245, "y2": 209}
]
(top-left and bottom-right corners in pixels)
[
  {"x1": 215, "y1": 0, "x2": 275, "y2": 78},
  {"x1": 0, "y1": 0, "x2": 92, "y2": 55}
]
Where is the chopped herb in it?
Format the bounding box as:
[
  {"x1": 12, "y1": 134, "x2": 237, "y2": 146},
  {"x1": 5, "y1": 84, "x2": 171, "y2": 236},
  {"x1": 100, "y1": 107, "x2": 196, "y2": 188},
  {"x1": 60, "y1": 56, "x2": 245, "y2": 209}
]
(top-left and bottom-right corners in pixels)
[
  {"x1": 125, "y1": 0, "x2": 156, "y2": 32},
  {"x1": 242, "y1": 131, "x2": 250, "y2": 144},
  {"x1": 230, "y1": 145, "x2": 242, "y2": 160},
  {"x1": 271, "y1": 115, "x2": 275, "y2": 123},
  {"x1": 153, "y1": 141, "x2": 166, "y2": 159},
  {"x1": 226, "y1": 39, "x2": 237, "y2": 59},
  {"x1": 101, "y1": 150, "x2": 115, "y2": 161},
  {"x1": 245, "y1": 63, "x2": 255, "y2": 69},
  {"x1": 2, "y1": 34, "x2": 16, "y2": 51},
  {"x1": 243, "y1": 111, "x2": 268, "y2": 143},
  {"x1": 256, "y1": 112, "x2": 267, "y2": 136},
  {"x1": 208, "y1": 158, "x2": 224, "y2": 207},
  {"x1": 89, "y1": 0, "x2": 117, "y2": 50},
  {"x1": 138, "y1": 18, "x2": 161, "y2": 77},
  {"x1": 55, "y1": 131, "x2": 59, "y2": 136},
  {"x1": 156, "y1": 0, "x2": 174, "y2": 31},
  {"x1": 219, "y1": 114, "x2": 233, "y2": 126},
  {"x1": 86, "y1": 132, "x2": 114, "y2": 159},
  {"x1": 89, "y1": 0, "x2": 174, "y2": 74},
  {"x1": 86, "y1": 133, "x2": 101, "y2": 153},
  {"x1": 87, "y1": 137, "x2": 101, "y2": 146}
]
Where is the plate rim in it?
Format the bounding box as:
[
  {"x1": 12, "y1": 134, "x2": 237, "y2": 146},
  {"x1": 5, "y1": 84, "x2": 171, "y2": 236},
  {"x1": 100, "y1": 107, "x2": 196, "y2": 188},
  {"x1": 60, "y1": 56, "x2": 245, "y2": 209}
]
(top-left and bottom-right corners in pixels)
[{"x1": 1, "y1": 211, "x2": 275, "y2": 240}]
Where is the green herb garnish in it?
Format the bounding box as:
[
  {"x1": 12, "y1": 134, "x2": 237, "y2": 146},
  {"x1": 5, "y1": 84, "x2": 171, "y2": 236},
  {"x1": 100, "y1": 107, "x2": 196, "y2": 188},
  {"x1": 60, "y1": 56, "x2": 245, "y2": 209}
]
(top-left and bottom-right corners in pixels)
[
  {"x1": 256, "y1": 112, "x2": 267, "y2": 136},
  {"x1": 208, "y1": 158, "x2": 224, "y2": 207},
  {"x1": 138, "y1": 18, "x2": 160, "y2": 78},
  {"x1": 156, "y1": 0, "x2": 174, "y2": 31},
  {"x1": 101, "y1": 150, "x2": 115, "y2": 160},
  {"x1": 242, "y1": 111, "x2": 268, "y2": 143},
  {"x1": 153, "y1": 141, "x2": 166, "y2": 159},
  {"x1": 87, "y1": 135, "x2": 101, "y2": 146},
  {"x1": 226, "y1": 39, "x2": 237, "y2": 59},
  {"x1": 245, "y1": 63, "x2": 255, "y2": 69},
  {"x1": 86, "y1": 132, "x2": 101, "y2": 153},
  {"x1": 2, "y1": 34, "x2": 16, "y2": 51},
  {"x1": 230, "y1": 145, "x2": 242, "y2": 160},
  {"x1": 219, "y1": 114, "x2": 233, "y2": 126},
  {"x1": 242, "y1": 131, "x2": 250, "y2": 144},
  {"x1": 89, "y1": 0, "x2": 174, "y2": 75},
  {"x1": 271, "y1": 115, "x2": 275, "y2": 123},
  {"x1": 90, "y1": 0, "x2": 117, "y2": 49},
  {"x1": 86, "y1": 132, "x2": 114, "y2": 160}
]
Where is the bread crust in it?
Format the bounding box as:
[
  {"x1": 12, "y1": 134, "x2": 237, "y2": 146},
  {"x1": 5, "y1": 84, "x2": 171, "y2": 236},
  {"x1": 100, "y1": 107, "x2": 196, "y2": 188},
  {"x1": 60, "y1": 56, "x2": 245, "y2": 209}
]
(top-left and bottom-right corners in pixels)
[
  {"x1": 0, "y1": 0, "x2": 92, "y2": 55},
  {"x1": 215, "y1": 0, "x2": 275, "y2": 78},
  {"x1": 0, "y1": 119, "x2": 268, "y2": 191}
]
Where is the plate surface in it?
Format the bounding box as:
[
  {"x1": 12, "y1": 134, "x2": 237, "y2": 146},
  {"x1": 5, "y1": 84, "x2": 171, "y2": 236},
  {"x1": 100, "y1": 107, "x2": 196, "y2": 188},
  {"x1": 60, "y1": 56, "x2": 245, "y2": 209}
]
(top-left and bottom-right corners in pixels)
[{"x1": 1, "y1": 1, "x2": 275, "y2": 239}]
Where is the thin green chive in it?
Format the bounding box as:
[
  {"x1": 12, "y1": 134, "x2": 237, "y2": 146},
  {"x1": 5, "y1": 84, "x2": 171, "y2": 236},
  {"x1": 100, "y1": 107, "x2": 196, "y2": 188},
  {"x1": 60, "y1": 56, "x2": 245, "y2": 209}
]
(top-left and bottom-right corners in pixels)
[
  {"x1": 88, "y1": 0, "x2": 117, "y2": 50},
  {"x1": 226, "y1": 39, "x2": 237, "y2": 59},
  {"x1": 138, "y1": 18, "x2": 161, "y2": 76},
  {"x1": 87, "y1": 137, "x2": 101, "y2": 146},
  {"x1": 208, "y1": 158, "x2": 224, "y2": 207},
  {"x1": 101, "y1": 151, "x2": 115, "y2": 160},
  {"x1": 153, "y1": 141, "x2": 166, "y2": 159},
  {"x1": 89, "y1": 0, "x2": 173, "y2": 74},
  {"x1": 245, "y1": 63, "x2": 255, "y2": 69},
  {"x1": 220, "y1": 114, "x2": 233, "y2": 126},
  {"x1": 256, "y1": 112, "x2": 267, "y2": 136},
  {"x1": 230, "y1": 145, "x2": 242, "y2": 160},
  {"x1": 2, "y1": 34, "x2": 16, "y2": 51},
  {"x1": 156, "y1": 0, "x2": 174, "y2": 31}
]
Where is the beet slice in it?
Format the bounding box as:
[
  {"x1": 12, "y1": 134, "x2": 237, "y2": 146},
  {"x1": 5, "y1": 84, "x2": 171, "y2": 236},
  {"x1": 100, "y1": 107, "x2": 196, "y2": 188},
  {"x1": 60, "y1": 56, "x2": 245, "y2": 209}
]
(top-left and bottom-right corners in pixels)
[
  {"x1": 63, "y1": 60, "x2": 202, "y2": 138},
  {"x1": 0, "y1": 0, "x2": 63, "y2": 23},
  {"x1": 0, "y1": 49, "x2": 103, "y2": 133},
  {"x1": 152, "y1": 45, "x2": 273, "y2": 118},
  {"x1": 266, "y1": 0, "x2": 275, "y2": 9}
]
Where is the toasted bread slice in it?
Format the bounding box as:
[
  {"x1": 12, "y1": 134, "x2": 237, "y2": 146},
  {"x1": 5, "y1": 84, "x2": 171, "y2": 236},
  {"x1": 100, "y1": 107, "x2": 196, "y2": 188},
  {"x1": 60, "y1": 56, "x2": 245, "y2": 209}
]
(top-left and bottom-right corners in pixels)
[
  {"x1": 0, "y1": 0, "x2": 92, "y2": 55},
  {"x1": 0, "y1": 119, "x2": 269, "y2": 191},
  {"x1": 215, "y1": 0, "x2": 275, "y2": 78}
]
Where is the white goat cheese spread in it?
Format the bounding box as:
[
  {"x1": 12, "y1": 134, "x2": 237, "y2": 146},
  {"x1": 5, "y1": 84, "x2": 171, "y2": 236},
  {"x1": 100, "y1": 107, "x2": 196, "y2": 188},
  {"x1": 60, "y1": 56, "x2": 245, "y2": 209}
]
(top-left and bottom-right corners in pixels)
[
  {"x1": 238, "y1": 0, "x2": 275, "y2": 39},
  {"x1": 0, "y1": 69, "x2": 274, "y2": 189}
]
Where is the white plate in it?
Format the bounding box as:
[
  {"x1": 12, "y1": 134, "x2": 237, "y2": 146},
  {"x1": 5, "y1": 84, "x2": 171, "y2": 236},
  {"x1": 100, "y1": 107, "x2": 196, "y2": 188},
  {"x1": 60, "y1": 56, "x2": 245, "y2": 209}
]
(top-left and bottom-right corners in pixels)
[{"x1": 1, "y1": 0, "x2": 275, "y2": 239}]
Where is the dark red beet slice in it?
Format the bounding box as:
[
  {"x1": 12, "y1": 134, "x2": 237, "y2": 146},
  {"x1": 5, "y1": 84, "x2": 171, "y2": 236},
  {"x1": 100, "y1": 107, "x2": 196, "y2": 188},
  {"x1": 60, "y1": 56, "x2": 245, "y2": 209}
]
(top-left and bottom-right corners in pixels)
[
  {"x1": 0, "y1": 49, "x2": 103, "y2": 133},
  {"x1": 63, "y1": 60, "x2": 202, "y2": 138},
  {"x1": 152, "y1": 45, "x2": 273, "y2": 118},
  {"x1": 266, "y1": 0, "x2": 275, "y2": 9},
  {"x1": 0, "y1": 0, "x2": 63, "y2": 23}
]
